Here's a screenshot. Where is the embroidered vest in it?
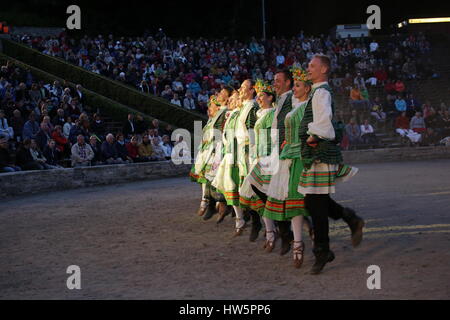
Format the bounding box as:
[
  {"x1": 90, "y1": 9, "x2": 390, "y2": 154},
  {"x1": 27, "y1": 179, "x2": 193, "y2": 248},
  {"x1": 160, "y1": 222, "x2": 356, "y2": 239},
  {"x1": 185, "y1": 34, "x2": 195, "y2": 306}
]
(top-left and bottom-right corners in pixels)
[{"x1": 299, "y1": 84, "x2": 343, "y2": 169}]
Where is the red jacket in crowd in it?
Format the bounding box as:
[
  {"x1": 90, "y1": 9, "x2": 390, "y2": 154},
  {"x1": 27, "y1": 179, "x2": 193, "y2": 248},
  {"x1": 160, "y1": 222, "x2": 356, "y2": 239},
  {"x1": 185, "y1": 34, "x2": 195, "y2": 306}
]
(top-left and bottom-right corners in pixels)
[
  {"x1": 395, "y1": 115, "x2": 410, "y2": 129},
  {"x1": 126, "y1": 142, "x2": 139, "y2": 159}
]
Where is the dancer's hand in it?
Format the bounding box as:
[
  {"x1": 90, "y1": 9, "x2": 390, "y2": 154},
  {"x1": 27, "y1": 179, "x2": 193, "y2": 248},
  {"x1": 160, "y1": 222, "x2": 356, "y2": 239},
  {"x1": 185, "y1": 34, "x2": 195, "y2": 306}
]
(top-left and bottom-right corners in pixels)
[
  {"x1": 307, "y1": 135, "x2": 318, "y2": 147},
  {"x1": 280, "y1": 140, "x2": 287, "y2": 150}
]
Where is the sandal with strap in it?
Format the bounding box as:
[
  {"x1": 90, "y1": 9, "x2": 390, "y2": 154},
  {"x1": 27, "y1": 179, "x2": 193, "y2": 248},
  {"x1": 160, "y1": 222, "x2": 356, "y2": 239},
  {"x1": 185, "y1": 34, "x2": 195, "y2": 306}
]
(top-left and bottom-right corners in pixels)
[
  {"x1": 263, "y1": 230, "x2": 278, "y2": 253},
  {"x1": 292, "y1": 240, "x2": 305, "y2": 269}
]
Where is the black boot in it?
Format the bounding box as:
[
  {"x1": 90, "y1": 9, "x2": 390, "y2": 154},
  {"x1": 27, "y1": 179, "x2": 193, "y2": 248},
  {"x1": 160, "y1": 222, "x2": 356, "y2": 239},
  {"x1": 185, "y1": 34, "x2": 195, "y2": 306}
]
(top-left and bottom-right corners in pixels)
[
  {"x1": 249, "y1": 211, "x2": 262, "y2": 242},
  {"x1": 202, "y1": 199, "x2": 217, "y2": 221},
  {"x1": 342, "y1": 207, "x2": 365, "y2": 247},
  {"x1": 280, "y1": 230, "x2": 294, "y2": 255},
  {"x1": 310, "y1": 245, "x2": 335, "y2": 275}
]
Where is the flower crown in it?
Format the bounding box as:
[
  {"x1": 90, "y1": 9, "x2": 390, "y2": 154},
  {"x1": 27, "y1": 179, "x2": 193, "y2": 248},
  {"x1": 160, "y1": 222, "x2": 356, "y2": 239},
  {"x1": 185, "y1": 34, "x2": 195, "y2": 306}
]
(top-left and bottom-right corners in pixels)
[
  {"x1": 208, "y1": 95, "x2": 221, "y2": 107},
  {"x1": 254, "y1": 79, "x2": 275, "y2": 95},
  {"x1": 290, "y1": 66, "x2": 312, "y2": 85}
]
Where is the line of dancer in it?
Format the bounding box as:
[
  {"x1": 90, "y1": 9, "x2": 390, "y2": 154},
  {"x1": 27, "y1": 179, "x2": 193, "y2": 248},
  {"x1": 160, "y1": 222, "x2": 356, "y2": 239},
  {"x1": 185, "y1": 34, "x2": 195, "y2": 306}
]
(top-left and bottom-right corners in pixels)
[{"x1": 190, "y1": 54, "x2": 365, "y2": 274}]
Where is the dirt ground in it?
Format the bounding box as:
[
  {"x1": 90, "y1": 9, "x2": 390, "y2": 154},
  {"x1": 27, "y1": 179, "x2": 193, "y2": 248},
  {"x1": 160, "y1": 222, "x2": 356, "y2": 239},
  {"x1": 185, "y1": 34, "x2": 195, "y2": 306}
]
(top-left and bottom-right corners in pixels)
[{"x1": 1, "y1": 159, "x2": 450, "y2": 299}]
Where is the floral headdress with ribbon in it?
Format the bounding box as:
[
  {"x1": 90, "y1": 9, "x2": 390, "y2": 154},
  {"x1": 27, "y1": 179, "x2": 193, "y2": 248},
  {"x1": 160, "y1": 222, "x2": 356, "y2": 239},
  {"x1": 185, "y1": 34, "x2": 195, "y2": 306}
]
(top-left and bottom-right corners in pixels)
[
  {"x1": 290, "y1": 66, "x2": 312, "y2": 85},
  {"x1": 254, "y1": 79, "x2": 276, "y2": 96}
]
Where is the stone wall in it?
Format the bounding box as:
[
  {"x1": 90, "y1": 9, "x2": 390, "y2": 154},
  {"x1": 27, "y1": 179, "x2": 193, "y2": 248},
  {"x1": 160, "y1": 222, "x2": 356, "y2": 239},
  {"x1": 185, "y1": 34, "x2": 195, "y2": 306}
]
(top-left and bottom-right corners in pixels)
[
  {"x1": 1, "y1": 146, "x2": 450, "y2": 199},
  {"x1": 0, "y1": 161, "x2": 191, "y2": 199}
]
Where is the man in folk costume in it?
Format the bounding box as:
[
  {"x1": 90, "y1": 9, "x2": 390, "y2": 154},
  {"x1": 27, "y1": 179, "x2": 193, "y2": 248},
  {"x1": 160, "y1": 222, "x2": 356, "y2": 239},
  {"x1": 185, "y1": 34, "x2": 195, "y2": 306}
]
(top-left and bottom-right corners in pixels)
[
  {"x1": 190, "y1": 88, "x2": 232, "y2": 221},
  {"x1": 299, "y1": 54, "x2": 365, "y2": 275},
  {"x1": 212, "y1": 80, "x2": 259, "y2": 238}
]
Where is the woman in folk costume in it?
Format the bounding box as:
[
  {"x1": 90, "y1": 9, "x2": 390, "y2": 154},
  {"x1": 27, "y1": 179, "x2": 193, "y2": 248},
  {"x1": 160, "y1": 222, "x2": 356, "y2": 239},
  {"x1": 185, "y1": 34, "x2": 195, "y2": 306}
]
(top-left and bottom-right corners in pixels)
[
  {"x1": 239, "y1": 79, "x2": 276, "y2": 218},
  {"x1": 204, "y1": 86, "x2": 236, "y2": 223},
  {"x1": 299, "y1": 54, "x2": 364, "y2": 275},
  {"x1": 190, "y1": 89, "x2": 230, "y2": 220},
  {"x1": 263, "y1": 67, "x2": 315, "y2": 268},
  {"x1": 212, "y1": 80, "x2": 259, "y2": 237}
]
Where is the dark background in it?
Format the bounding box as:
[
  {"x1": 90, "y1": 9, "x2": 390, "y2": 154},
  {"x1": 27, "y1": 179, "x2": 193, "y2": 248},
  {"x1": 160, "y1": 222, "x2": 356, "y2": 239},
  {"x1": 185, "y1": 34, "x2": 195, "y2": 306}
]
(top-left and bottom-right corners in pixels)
[{"x1": 2, "y1": 0, "x2": 450, "y2": 38}]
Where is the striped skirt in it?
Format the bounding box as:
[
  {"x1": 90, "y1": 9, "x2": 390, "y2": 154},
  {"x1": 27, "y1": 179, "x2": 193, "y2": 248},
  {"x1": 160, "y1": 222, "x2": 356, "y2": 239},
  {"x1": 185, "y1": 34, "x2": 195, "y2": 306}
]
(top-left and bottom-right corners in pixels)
[{"x1": 298, "y1": 162, "x2": 358, "y2": 195}]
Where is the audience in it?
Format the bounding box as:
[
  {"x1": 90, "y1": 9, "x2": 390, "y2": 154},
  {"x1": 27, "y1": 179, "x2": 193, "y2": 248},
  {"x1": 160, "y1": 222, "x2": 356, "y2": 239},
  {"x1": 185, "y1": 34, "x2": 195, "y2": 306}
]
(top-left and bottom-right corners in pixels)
[{"x1": 71, "y1": 134, "x2": 94, "y2": 167}]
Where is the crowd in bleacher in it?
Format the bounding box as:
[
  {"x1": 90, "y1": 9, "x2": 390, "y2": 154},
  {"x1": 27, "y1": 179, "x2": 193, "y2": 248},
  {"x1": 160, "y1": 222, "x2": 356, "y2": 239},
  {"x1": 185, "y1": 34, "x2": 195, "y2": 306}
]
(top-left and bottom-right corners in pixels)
[
  {"x1": 14, "y1": 30, "x2": 438, "y2": 116},
  {"x1": 2, "y1": 30, "x2": 450, "y2": 173},
  {"x1": 0, "y1": 60, "x2": 178, "y2": 173}
]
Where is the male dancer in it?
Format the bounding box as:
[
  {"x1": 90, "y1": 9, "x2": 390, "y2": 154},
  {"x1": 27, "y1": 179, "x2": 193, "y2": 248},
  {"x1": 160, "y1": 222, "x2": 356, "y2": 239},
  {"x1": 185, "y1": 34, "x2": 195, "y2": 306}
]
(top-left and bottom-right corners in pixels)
[{"x1": 299, "y1": 54, "x2": 365, "y2": 275}]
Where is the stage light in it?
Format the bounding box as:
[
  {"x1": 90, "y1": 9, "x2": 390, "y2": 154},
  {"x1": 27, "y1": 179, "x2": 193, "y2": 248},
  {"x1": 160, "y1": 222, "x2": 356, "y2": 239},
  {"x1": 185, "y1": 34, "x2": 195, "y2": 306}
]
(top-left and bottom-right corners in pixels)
[{"x1": 408, "y1": 17, "x2": 450, "y2": 24}]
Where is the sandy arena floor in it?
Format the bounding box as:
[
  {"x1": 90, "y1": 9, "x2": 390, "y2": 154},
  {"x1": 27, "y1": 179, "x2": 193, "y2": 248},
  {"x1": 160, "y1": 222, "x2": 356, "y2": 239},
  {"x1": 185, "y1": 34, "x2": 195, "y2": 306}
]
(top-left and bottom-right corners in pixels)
[{"x1": 0, "y1": 159, "x2": 449, "y2": 299}]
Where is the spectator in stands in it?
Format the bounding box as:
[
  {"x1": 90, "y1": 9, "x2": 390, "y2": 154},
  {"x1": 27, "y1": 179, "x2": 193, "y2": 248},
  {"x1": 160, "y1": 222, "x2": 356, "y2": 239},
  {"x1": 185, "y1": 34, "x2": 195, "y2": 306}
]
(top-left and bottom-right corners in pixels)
[
  {"x1": 29, "y1": 139, "x2": 58, "y2": 169},
  {"x1": 384, "y1": 79, "x2": 396, "y2": 94},
  {"x1": 405, "y1": 93, "x2": 421, "y2": 118},
  {"x1": 151, "y1": 119, "x2": 163, "y2": 137},
  {"x1": 138, "y1": 134, "x2": 155, "y2": 161},
  {"x1": 422, "y1": 101, "x2": 433, "y2": 119},
  {"x1": 370, "y1": 97, "x2": 386, "y2": 123},
  {"x1": 360, "y1": 119, "x2": 378, "y2": 146},
  {"x1": 151, "y1": 137, "x2": 166, "y2": 161},
  {"x1": 43, "y1": 139, "x2": 63, "y2": 168},
  {"x1": 52, "y1": 108, "x2": 67, "y2": 127},
  {"x1": 123, "y1": 113, "x2": 136, "y2": 139},
  {"x1": 88, "y1": 135, "x2": 103, "y2": 165},
  {"x1": 42, "y1": 115, "x2": 54, "y2": 132},
  {"x1": 71, "y1": 134, "x2": 94, "y2": 167},
  {"x1": 161, "y1": 85, "x2": 173, "y2": 100},
  {"x1": 410, "y1": 112, "x2": 427, "y2": 134},
  {"x1": 75, "y1": 84, "x2": 84, "y2": 106},
  {"x1": 67, "y1": 99, "x2": 81, "y2": 119},
  {"x1": 0, "y1": 135, "x2": 21, "y2": 172},
  {"x1": 134, "y1": 114, "x2": 148, "y2": 135},
  {"x1": 0, "y1": 110, "x2": 14, "y2": 140},
  {"x1": 9, "y1": 109, "x2": 24, "y2": 142},
  {"x1": 91, "y1": 113, "x2": 106, "y2": 140},
  {"x1": 161, "y1": 135, "x2": 173, "y2": 160},
  {"x1": 394, "y1": 95, "x2": 407, "y2": 115},
  {"x1": 394, "y1": 79, "x2": 406, "y2": 93},
  {"x1": 115, "y1": 133, "x2": 132, "y2": 163},
  {"x1": 101, "y1": 133, "x2": 125, "y2": 164},
  {"x1": 187, "y1": 79, "x2": 201, "y2": 97},
  {"x1": 349, "y1": 85, "x2": 368, "y2": 110},
  {"x1": 16, "y1": 139, "x2": 44, "y2": 170},
  {"x1": 126, "y1": 135, "x2": 149, "y2": 163},
  {"x1": 22, "y1": 112, "x2": 40, "y2": 141},
  {"x1": 395, "y1": 112, "x2": 421, "y2": 144},
  {"x1": 442, "y1": 110, "x2": 450, "y2": 136},
  {"x1": 69, "y1": 119, "x2": 83, "y2": 144},
  {"x1": 63, "y1": 116, "x2": 74, "y2": 139},
  {"x1": 421, "y1": 128, "x2": 440, "y2": 146},
  {"x1": 171, "y1": 93, "x2": 182, "y2": 107},
  {"x1": 163, "y1": 124, "x2": 174, "y2": 138},
  {"x1": 35, "y1": 122, "x2": 52, "y2": 151},
  {"x1": 183, "y1": 92, "x2": 196, "y2": 110},
  {"x1": 51, "y1": 125, "x2": 69, "y2": 156},
  {"x1": 345, "y1": 118, "x2": 362, "y2": 148}
]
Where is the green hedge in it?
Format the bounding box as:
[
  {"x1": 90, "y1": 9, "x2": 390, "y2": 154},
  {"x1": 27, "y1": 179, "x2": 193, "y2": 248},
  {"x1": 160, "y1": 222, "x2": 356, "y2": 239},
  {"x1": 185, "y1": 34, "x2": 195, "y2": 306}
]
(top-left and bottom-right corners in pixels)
[
  {"x1": 0, "y1": 54, "x2": 173, "y2": 130},
  {"x1": 1, "y1": 38, "x2": 207, "y2": 132}
]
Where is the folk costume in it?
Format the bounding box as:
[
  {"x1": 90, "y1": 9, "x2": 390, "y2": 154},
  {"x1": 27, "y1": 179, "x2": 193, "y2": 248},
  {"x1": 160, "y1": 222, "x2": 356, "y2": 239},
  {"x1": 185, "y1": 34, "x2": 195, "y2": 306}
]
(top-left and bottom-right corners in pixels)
[
  {"x1": 298, "y1": 78, "x2": 364, "y2": 274},
  {"x1": 240, "y1": 82, "x2": 297, "y2": 255},
  {"x1": 212, "y1": 96, "x2": 258, "y2": 235},
  {"x1": 190, "y1": 97, "x2": 228, "y2": 218}
]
